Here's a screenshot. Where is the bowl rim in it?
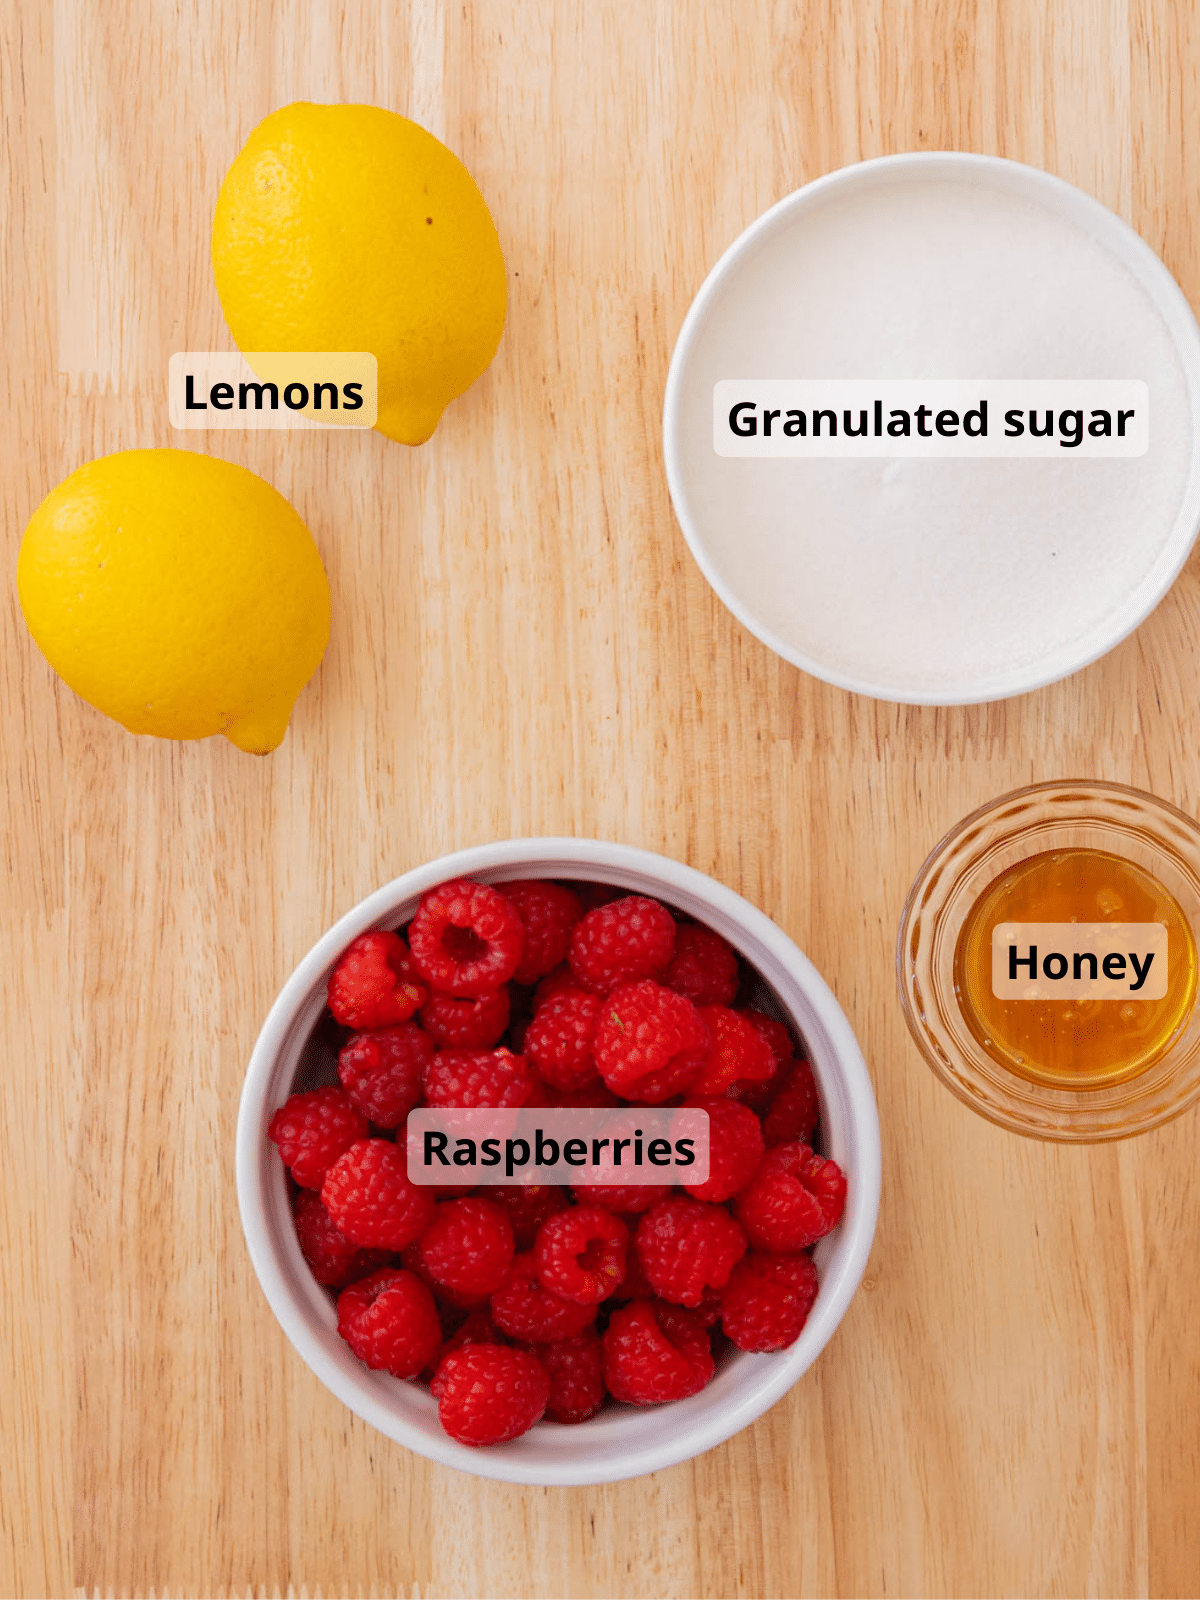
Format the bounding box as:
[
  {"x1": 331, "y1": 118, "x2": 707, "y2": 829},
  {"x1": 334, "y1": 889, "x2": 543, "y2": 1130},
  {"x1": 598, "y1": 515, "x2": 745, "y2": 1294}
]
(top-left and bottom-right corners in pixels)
[
  {"x1": 236, "y1": 837, "x2": 882, "y2": 1484},
  {"x1": 661, "y1": 149, "x2": 1200, "y2": 706}
]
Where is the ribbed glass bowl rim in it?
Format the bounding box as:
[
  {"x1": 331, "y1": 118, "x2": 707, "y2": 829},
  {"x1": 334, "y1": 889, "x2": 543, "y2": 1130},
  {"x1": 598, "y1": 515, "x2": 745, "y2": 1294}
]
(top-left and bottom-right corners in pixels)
[{"x1": 896, "y1": 779, "x2": 1200, "y2": 1141}]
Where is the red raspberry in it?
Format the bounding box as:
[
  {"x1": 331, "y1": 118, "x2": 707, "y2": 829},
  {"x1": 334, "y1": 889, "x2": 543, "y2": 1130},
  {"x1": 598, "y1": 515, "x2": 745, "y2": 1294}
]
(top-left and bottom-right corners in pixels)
[
  {"x1": 720, "y1": 1252, "x2": 819, "y2": 1351},
  {"x1": 498, "y1": 880, "x2": 582, "y2": 983},
  {"x1": 292, "y1": 1189, "x2": 391, "y2": 1287},
  {"x1": 336, "y1": 1267, "x2": 441, "y2": 1378},
  {"x1": 682, "y1": 1098, "x2": 765, "y2": 1203},
  {"x1": 534, "y1": 1205, "x2": 628, "y2": 1304},
  {"x1": 736, "y1": 1143, "x2": 847, "y2": 1250},
  {"x1": 602, "y1": 1300, "x2": 715, "y2": 1404},
  {"x1": 659, "y1": 924, "x2": 739, "y2": 1006},
  {"x1": 743, "y1": 1011, "x2": 794, "y2": 1071},
  {"x1": 408, "y1": 879, "x2": 525, "y2": 996},
  {"x1": 726, "y1": 1012, "x2": 795, "y2": 1109},
  {"x1": 488, "y1": 1184, "x2": 569, "y2": 1249},
  {"x1": 688, "y1": 1006, "x2": 776, "y2": 1096},
  {"x1": 489, "y1": 1252, "x2": 597, "y2": 1341},
  {"x1": 524, "y1": 989, "x2": 602, "y2": 1090},
  {"x1": 412, "y1": 1197, "x2": 515, "y2": 1298},
  {"x1": 321, "y1": 1139, "x2": 436, "y2": 1250},
  {"x1": 327, "y1": 931, "x2": 428, "y2": 1028},
  {"x1": 592, "y1": 980, "x2": 710, "y2": 1102},
  {"x1": 399, "y1": 1236, "x2": 479, "y2": 1310},
  {"x1": 432, "y1": 1344, "x2": 550, "y2": 1446},
  {"x1": 762, "y1": 1059, "x2": 820, "y2": 1146},
  {"x1": 337, "y1": 1022, "x2": 432, "y2": 1128},
  {"x1": 419, "y1": 987, "x2": 511, "y2": 1049},
  {"x1": 635, "y1": 1196, "x2": 747, "y2": 1306},
  {"x1": 268, "y1": 1085, "x2": 368, "y2": 1189},
  {"x1": 569, "y1": 1180, "x2": 671, "y2": 1214},
  {"x1": 568, "y1": 895, "x2": 677, "y2": 994},
  {"x1": 422, "y1": 1047, "x2": 536, "y2": 1109},
  {"x1": 536, "y1": 1328, "x2": 606, "y2": 1423},
  {"x1": 532, "y1": 964, "x2": 581, "y2": 1009}
]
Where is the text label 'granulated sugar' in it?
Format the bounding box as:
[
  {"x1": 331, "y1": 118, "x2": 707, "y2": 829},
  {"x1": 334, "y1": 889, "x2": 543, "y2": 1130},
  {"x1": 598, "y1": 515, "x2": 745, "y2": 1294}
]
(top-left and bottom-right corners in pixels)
[{"x1": 714, "y1": 380, "x2": 1148, "y2": 458}]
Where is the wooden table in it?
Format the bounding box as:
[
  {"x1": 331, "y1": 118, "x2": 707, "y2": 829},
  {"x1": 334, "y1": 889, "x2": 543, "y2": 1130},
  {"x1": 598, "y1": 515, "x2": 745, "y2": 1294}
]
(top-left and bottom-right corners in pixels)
[{"x1": 5, "y1": 1, "x2": 1200, "y2": 1594}]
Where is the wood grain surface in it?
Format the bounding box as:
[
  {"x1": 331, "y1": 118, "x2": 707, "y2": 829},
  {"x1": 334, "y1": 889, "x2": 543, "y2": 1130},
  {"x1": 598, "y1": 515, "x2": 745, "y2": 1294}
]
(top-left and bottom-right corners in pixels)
[{"x1": 4, "y1": 1, "x2": 1200, "y2": 1595}]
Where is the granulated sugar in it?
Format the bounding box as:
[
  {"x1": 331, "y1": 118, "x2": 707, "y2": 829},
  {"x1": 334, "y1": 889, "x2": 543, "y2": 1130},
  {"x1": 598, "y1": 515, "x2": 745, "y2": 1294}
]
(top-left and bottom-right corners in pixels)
[{"x1": 672, "y1": 174, "x2": 1193, "y2": 696}]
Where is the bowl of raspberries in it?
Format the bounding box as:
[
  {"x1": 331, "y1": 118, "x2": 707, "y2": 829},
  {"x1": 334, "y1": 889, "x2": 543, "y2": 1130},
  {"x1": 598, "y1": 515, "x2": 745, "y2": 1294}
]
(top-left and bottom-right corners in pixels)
[{"x1": 237, "y1": 839, "x2": 880, "y2": 1484}]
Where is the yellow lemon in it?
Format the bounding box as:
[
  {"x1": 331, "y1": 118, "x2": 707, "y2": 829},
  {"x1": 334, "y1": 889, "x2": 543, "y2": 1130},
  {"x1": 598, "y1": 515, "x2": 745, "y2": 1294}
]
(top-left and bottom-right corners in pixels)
[
  {"x1": 17, "y1": 448, "x2": 330, "y2": 753},
  {"x1": 211, "y1": 102, "x2": 506, "y2": 445}
]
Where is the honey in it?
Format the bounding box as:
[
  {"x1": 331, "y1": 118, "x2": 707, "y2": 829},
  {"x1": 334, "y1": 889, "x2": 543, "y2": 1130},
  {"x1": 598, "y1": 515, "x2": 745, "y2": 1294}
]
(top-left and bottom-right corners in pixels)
[{"x1": 954, "y1": 848, "x2": 1198, "y2": 1087}]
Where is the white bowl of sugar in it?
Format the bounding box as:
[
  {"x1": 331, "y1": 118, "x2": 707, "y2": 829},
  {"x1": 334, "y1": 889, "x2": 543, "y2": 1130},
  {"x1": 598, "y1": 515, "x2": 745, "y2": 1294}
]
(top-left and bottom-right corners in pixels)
[{"x1": 663, "y1": 152, "x2": 1200, "y2": 704}]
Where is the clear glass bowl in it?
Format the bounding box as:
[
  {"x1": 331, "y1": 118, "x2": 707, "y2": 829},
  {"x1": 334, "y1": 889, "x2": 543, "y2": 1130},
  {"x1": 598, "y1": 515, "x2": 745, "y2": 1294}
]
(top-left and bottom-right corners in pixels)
[{"x1": 896, "y1": 780, "x2": 1200, "y2": 1141}]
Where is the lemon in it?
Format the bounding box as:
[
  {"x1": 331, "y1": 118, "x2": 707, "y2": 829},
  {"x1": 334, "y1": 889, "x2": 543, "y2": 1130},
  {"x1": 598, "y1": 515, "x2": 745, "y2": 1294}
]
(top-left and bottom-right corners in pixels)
[
  {"x1": 17, "y1": 448, "x2": 330, "y2": 753},
  {"x1": 211, "y1": 102, "x2": 506, "y2": 445}
]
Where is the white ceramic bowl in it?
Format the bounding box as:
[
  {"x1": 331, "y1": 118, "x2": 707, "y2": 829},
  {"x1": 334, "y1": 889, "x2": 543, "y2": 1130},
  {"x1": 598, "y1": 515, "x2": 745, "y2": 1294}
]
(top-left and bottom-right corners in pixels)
[
  {"x1": 663, "y1": 151, "x2": 1200, "y2": 705},
  {"x1": 236, "y1": 838, "x2": 881, "y2": 1485}
]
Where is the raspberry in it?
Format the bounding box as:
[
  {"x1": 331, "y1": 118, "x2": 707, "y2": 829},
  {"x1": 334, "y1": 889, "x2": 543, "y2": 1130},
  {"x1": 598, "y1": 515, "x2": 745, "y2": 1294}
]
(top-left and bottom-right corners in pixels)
[
  {"x1": 569, "y1": 1180, "x2": 671, "y2": 1215},
  {"x1": 659, "y1": 924, "x2": 739, "y2": 1006},
  {"x1": 743, "y1": 1012, "x2": 794, "y2": 1071},
  {"x1": 321, "y1": 1139, "x2": 436, "y2": 1250},
  {"x1": 736, "y1": 1142, "x2": 847, "y2": 1250},
  {"x1": 488, "y1": 1184, "x2": 569, "y2": 1249},
  {"x1": 498, "y1": 880, "x2": 582, "y2": 983},
  {"x1": 419, "y1": 987, "x2": 511, "y2": 1049},
  {"x1": 412, "y1": 1197, "x2": 515, "y2": 1298},
  {"x1": 592, "y1": 980, "x2": 710, "y2": 1103},
  {"x1": 602, "y1": 1300, "x2": 715, "y2": 1404},
  {"x1": 327, "y1": 931, "x2": 428, "y2": 1028},
  {"x1": 681, "y1": 1098, "x2": 765, "y2": 1203},
  {"x1": 268, "y1": 1086, "x2": 369, "y2": 1189},
  {"x1": 432, "y1": 1344, "x2": 550, "y2": 1446},
  {"x1": 534, "y1": 1205, "x2": 628, "y2": 1304},
  {"x1": 292, "y1": 1189, "x2": 391, "y2": 1287},
  {"x1": 423, "y1": 1047, "x2": 536, "y2": 1109},
  {"x1": 399, "y1": 1237, "x2": 479, "y2": 1310},
  {"x1": 337, "y1": 1022, "x2": 432, "y2": 1128},
  {"x1": 688, "y1": 1006, "x2": 776, "y2": 1096},
  {"x1": 336, "y1": 1267, "x2": 441, "y2": 1378},
  {"x1": 568, "y1": 895, "x2": 677, "y2": 994},
  {"x1": 489, "y1": 1252, "x2": 597, "y2": 1341},
  {"x1": 762, "y1": 1059, "x2": 821, "y2": 1146},
  {"x1": 524, "y1": 989, "x2": 602, "y2": 1090},
  {"x1": 726, "y1": 1012, "x2": 795, "y2": 1109},
  {"x1": 408, "y1": 879, "x2": 525, "y2": 996},
  {"x1": 536, "y1": 1329, "x2": 606, "y2": 1423},
  {"x1": 720, "y1": 1252, "x2": 819, "y2": 1351},
  {"x1": 635, "y1": 1196, "x2": 747, "y2": 1306}
]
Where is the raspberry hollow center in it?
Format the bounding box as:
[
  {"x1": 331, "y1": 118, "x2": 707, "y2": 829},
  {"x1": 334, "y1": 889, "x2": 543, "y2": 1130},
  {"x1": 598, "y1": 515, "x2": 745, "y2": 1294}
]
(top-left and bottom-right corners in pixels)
[
  {"x1": 443, "y1": 924, "x2": 489, "y2": 962},
  {"x1": 579, "y1": 1237, "x2": 615, "y2": 1274}
]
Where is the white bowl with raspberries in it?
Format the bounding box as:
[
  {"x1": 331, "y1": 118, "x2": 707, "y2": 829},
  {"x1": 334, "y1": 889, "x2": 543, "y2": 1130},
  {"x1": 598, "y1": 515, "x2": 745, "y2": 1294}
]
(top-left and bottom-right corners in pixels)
[{"x1": 236, "y1": 838, "x2": 881, "y2": 1485}]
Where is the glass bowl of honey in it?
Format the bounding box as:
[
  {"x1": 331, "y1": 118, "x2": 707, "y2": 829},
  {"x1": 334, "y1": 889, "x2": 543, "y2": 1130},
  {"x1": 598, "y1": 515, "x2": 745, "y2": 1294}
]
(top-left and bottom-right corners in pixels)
[{"x1": 897, "y1": 780, "x2": 1200, "y2": 1140}]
